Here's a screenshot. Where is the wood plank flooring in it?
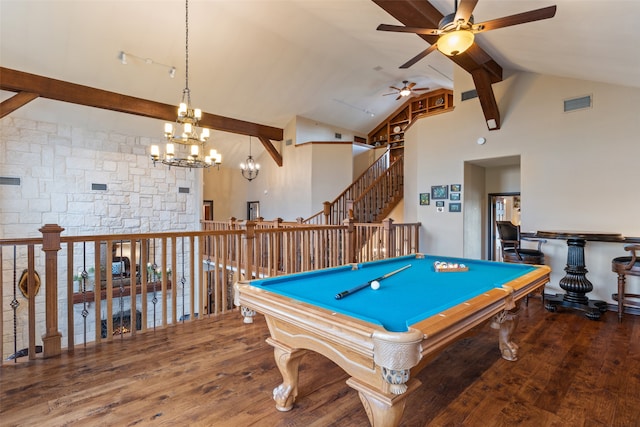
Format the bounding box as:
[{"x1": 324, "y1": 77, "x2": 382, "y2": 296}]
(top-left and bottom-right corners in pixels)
[{"x1": 1, "y1": 301, "x2": 639, "y2": 426}]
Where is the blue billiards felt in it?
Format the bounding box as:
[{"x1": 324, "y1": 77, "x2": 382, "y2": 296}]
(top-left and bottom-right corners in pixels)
[{"x1": 249, "y1": 255, "x2": 535, "y2": 332}]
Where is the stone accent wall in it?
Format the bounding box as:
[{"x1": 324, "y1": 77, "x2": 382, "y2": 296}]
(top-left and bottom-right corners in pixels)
[{"x1": 0, "y1": 116, "x2": 202, "y2": 238}]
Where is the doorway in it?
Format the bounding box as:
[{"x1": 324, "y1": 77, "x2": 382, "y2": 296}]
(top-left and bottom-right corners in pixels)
[
  {"x1": 203, "y1": 200, "x2": 213, "y2": 221},
  {"x1": 247, "y1": 201, "x2": 260, "y2": 221},
  {"x1": 488, "y1": 193, "x2": 520, "y2": 261}
]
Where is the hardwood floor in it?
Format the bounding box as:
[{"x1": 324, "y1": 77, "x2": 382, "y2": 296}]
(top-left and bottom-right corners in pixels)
[{"x1": 1, "y1": 301, "x2": 639, "y2": 426}]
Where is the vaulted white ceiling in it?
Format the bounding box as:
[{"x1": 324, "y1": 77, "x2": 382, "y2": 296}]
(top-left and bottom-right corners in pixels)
[{"x1": 2, "y1": 0, "x2": 639, "y2": 167}]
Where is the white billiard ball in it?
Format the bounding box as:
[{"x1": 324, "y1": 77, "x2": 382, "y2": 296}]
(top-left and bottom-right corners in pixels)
[{"x1": 370, "y1": 280, "x2": 380, "y2": 290}]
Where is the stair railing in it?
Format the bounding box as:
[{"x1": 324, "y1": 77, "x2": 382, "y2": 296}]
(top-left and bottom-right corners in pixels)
[
  {"x1": 350, "y1": 155, "x2": 404, "y2": 223},
  {"x1": 304, "y1": 149, "x2": 391, "y2": 224}
]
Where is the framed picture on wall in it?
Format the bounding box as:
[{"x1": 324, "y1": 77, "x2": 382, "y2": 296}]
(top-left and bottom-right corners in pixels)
[
  {"x1": 435, "y1": 201, "x2": 445, "y2": 207},
  {"x1": 450, "y1": 192, "x2": 460, "y2": 201},
  {"x1": 449, "y1": 202, "x2": 462, "y2": 212},
  {"x1": 431, "y1": 185, "x2": 448, "y2": 200},
  {"x1": 451, "y1": 184, "x2": 461, "y2": 192},
  {"x1": 419, "y1": 193, "x2": 430, "y2": 205}
]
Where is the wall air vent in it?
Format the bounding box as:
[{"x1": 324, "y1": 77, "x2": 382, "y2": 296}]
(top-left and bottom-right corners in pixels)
[
  {"x1": 564, "y1": 95, "x2": 592, "y2": 112},
  {"x1": 0, "y1": 177, "x2": 20, "y2": 186},
  {"x1": 461, "y1": 89, "x2": 478, "y2": 101},
  {"x1": 178, "y1": 187, "x2": 190, "y2": 194},
  {"x1": 91, "y1": 183, "x2": 107, "y2": 191},
  {"x1": 285, "y1": 139, "x2": 293, "y2": 146}
]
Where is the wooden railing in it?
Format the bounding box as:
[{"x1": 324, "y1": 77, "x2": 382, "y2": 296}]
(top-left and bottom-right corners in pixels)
[
  {"x1": 1, "y1": 219, "x2": 420, "y2": 363},
  {"x1": 350, "y1": 155, "x2": 404, "y2": 223},
  {"x1": 305, "y1": 149, "x2": 392, "y2": 224}
]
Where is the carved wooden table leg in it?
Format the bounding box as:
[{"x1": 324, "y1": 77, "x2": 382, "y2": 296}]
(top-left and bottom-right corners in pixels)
[
  {"x1": 491, "y1": 309, "x2": 519, "y2": 361},
  {"x1": 347, "y1": 377, "x2": 420, "y2": 427},
  {"x1": 266, "y1": 338, "x2": 307, "y2": 411}
]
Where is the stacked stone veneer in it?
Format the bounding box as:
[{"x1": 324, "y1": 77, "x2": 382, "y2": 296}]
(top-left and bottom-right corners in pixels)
[
  {"x1": 1, "y1": 117, "x2": 202, "y2": 237},
  {"x1": 1, "y1": 117, "x2": 201, "y2": 357}
]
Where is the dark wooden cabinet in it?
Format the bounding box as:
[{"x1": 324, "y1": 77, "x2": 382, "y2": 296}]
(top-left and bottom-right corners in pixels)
[{"x1": 72, "y1": 280, "x2": 171, "y2": 304}]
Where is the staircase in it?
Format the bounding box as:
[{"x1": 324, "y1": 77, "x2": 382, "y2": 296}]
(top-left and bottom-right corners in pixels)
[{"x1": 304, "y1": 149, "x2": 403, "y2": 224}]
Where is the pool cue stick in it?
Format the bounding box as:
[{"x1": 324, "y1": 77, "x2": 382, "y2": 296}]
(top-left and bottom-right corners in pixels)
[{"x1": 335, "y1": 264, "x2": 412, "y2": 299}]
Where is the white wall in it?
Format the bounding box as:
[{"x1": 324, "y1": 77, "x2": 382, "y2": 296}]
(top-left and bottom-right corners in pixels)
[
  {"x1": 486, "y1": 164, "x2": 521, "y2": 194},
  {"x1": 295, "y1": 115, "x2": 366, "y2": 144},
  {"x1": 311, "y1": 143, "x2": 353, "y2": 210},
  {"x1": 203, "y1": 164, "x2": 253, "y2": 221},
  {"x1": 404, "y1": 69, "x2": 640, "y2": 303}
]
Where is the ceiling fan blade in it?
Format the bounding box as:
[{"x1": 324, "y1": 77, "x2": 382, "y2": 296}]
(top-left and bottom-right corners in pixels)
[
  {"x1": 377, "y1": 23, "x2": 440, "y2": 35},
  {"x1": 395, "y1": 95, "x2": 402, "y2": 101},
  {"x1": 389, "y1": 86, "x2": 402, "y2": 91},
  {"x1": 407, "y1": 82, "x2": 416, "y2": 89},
  {"x1": 473, "y1": 5, "x2": 557, "y2": 33},
  {"x1": 454, "y1": 0, "x2": 479, "y2": 23},
  {"x1": 383, "y1": 92, "x2": 397, "y2": 96},
  {"x1": 399, "y1": 44, "x2": 438, "y2": 69},
  {"x1": 412, "y1": 87, "x2": 429, "y2": 91}
]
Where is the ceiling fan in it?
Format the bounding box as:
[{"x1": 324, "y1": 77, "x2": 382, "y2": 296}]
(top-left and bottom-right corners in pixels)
[
  {"x1": 383, "y1": 80, "x2": 429, "y2": 100},
  {"x1": 377, "y1": 0, "x2": 557, "y2": 69}
]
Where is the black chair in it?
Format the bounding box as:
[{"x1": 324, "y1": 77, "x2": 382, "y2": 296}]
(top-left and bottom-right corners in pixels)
[
  {"x1": 496, "y1": 221, "x2": 546, "y2": 305},
  {"x1": 611, "y1": 244, "x2": 640, "y2": 321}
]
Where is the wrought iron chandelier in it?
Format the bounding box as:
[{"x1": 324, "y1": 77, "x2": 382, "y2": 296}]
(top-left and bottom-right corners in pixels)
[
  {"x1": 150, "y1": 0, "x2": 221, "y2": 169},
  {"x1": 240, "y1": 136, "x2": 260, "y2": 181}
]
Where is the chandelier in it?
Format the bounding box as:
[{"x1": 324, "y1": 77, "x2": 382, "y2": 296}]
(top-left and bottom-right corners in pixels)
[
  {"x1": 150, "y1": 0, "x2": 221, "y2": 169},
  {"x1": 240, "y1": 136, "x2": 260, "y2": 181}
]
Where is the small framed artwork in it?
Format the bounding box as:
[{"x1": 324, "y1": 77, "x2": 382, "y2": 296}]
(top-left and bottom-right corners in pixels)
[
  {"x1": 449, "y1": 202, "x2": 462, "y2": 212},
  {"x1": 435, "y1": 201, "x2": 445, "y2": 207},
  {"x1": 431, "y1": 185, "x2": 448, "y2": 200},
  {"x1": 450, "y1": 184, "x2": 461, "y2": 192},
  {"x1": 419, "y1": 193, "x2": 430, "y2": 206},
  {"x1": 450, "y1": 192, "x2": 460, "y2": 201}
]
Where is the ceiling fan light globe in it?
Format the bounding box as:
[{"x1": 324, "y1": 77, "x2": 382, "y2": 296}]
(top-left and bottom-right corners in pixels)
[
  {"x1": 400, "y1": 89, "x2": 411, "y2": 97},
  {"x1": 438, "y1": 30, "x2": 474, "y2": 56}
]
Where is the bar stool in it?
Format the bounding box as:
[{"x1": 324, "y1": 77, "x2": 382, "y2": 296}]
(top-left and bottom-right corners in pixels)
[
  {"x1": 496, "y1": 221, "x2": 546, "y2": 305},
  {"x1": 611, "y1": 244, "x2": 640, "y2": 321}
]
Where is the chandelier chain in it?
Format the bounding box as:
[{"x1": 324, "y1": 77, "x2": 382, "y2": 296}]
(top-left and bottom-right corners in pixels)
[
  {"x1": 150, "y1": 0, "x2": 221, "y2": 170},
  {"x1": 183, "y1": 0, "x2": 191, "y2": 105}
]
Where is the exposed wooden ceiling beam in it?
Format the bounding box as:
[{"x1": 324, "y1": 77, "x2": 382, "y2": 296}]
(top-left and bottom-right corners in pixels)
[
  {"x1": 0, "y1": 67, "x2": 285, "y2": 165},
  {"x1": 257, "y1": 136, "x2": 283, "y2": 167},
  {"x1": 471, "y1": 68, "x2": 501, "y2": 130},
  {"x1": 372, "y1": 0, "x2": 503, "y2": 130},
  {"x1": 0, "y1": 91, "x2": 39, "y2": 118}
]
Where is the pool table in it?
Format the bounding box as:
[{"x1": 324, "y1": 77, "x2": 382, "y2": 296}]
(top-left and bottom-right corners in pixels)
[{"x1": 235, "y1": 253, "x2": 550, "y2": 427}]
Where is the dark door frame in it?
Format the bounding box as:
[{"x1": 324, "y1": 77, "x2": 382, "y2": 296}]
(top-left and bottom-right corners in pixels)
[
  {"x1": 247, "y1": 201, "x2": 260, "y2": 221},
  {"x1": 487, "y1": 192, "x2": 520, "y2": 261}
]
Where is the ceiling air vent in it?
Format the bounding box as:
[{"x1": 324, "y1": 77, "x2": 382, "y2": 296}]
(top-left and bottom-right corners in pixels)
[
  {"x1": 461, "y1": 89, "x2": 478, "y2": 102},
  {"x1": 564, "y1": 95, "x2": 592, "y2": 112}
]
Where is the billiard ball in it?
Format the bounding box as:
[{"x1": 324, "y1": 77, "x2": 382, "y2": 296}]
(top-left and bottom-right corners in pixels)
[{"x1": 370, "y1": 280, "x2": 380, "y2": 290}]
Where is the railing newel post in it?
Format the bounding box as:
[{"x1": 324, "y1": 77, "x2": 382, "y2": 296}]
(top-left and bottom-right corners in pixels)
[
  {"x1": 323, "y1": 201, "x2": 331, "y2": 225},
  {"x1": 244, "y1": 221, "x2": 256, "y2": 281},
  {"x1": 383, "y1": 218, "x2": 394, "y2": 259},
  {"x1": 343, "y1": 217, "x2": 355, "y2": 264},
  {"x1": 39, "y1": 223, "x2": 65, "y2": 358}
]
